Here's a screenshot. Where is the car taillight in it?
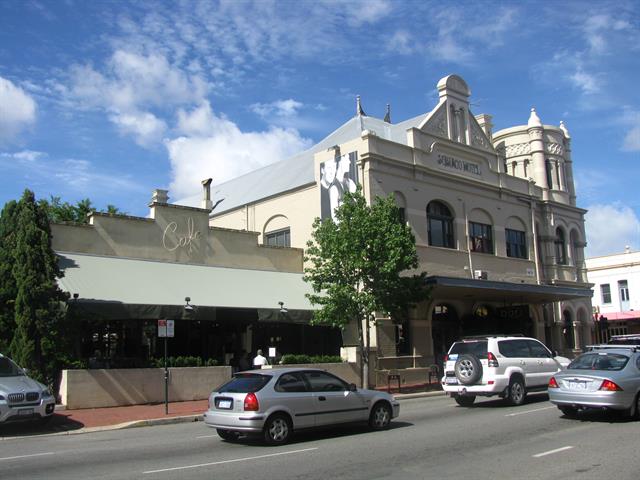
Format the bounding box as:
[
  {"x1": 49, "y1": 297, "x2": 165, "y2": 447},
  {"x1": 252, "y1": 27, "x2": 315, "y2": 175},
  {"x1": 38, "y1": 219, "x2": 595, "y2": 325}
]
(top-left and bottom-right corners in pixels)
[
  {"x1": 599, "y1": 380, "x2": 623, "y2": 391},
  {"x1": 548, "y1": 377, "x2": 559, "y2": 388},
  {"x1": 244, "y1": 392, "x2": 259, "y2": 411},
  {"x1": 487, "y1": 352, "x2": 499, "y2": 367}
]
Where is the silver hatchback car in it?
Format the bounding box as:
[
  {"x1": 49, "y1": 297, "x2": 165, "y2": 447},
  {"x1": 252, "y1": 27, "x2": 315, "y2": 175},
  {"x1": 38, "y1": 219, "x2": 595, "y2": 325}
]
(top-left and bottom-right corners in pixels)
[
  {"x1": 203, "y1": 367, "x2": 400, "y2": 444},
  {"x1": 548, "y1": 344, "x2": 640, "y2": 419},
  {"x1": 0, "y1": 354, "x2": 56, "y2": 424}
]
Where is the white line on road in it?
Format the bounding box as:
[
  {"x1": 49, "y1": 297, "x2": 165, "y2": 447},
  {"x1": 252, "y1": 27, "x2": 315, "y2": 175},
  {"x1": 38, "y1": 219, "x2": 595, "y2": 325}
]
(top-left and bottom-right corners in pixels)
[
  {"x1": 0, "y1": 452, "x2": 55, "y2": 462},
  {"x1": 143, "y1": 447, "x2": 319, "y2": 474},
  {"x1": 505, "y1": 406, "x2": 556, "y2": 417},
  {"x1": 195, "y1": 434, "x2": 218, "y2": 439},
  {"x1": 533, "y1": 446, "x2": 574, "y2": 458}
]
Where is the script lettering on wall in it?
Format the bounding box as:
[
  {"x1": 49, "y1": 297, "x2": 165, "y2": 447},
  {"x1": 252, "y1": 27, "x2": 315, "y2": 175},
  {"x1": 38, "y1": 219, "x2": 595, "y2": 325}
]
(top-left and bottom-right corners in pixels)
[{"x1": 162, "y1": 217, "x2": 201, "y2": 254}]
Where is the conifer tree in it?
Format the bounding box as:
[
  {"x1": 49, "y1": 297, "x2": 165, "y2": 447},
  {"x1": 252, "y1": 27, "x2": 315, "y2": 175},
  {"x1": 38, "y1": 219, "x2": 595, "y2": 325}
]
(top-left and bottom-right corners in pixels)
[
  {"x1": 0, "y1": 200, "x2": 19, "y2": 352},
  {"x1": 7, "y1": 190, "x2": 68, "y2": 386}
]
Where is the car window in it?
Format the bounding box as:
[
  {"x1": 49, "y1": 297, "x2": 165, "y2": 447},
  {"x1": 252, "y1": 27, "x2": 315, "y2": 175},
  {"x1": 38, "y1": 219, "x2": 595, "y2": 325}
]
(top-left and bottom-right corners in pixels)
[
  {"x1": 636, "y1": 355, "x2": 640, "y2": 370},
  {"x1": 498, "y1": 339, "x2": 530, "y2": 358},
  {"x1": 568, "y1": 353, "x2": 629, "y2": 371},
  {"x1": 303, "y1": 371, "x2": 348, "y2": 392},
  {"x1": 216, "y1": 373, "x2": 272, "y2": 393},
  {"x1": 275, "y1": 372, "x2": 309, "y2": 393},
  {"x1": 526, "y1": 340, "x2": 551, "y2": 358},
  {"x1": 449, "y1": 341, "x2": 488, "y2": 359},
  {"x1": 0, "y1": 357, "x2": 24, "y2": 377}
]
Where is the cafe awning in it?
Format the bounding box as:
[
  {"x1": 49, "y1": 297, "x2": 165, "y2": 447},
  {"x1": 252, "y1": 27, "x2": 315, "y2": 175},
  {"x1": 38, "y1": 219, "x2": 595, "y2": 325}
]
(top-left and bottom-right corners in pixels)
[{"x1": 57, "y1": 252, "x2": 316, "y2": 322}]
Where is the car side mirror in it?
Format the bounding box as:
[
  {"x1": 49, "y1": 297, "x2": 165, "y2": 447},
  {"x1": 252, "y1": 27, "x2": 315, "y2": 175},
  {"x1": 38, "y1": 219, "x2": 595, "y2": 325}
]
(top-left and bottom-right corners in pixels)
[
  {"x1": 552, "y1": 350, "x2": 558, "y2": 357},
  {"x1": 348, "y1": 383, "x2": 357, "y2": 392}
]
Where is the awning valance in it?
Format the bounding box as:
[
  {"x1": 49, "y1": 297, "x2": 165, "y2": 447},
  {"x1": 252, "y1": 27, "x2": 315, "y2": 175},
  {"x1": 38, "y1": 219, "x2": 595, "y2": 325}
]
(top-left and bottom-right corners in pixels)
[{"x1": 425, "y1": 275, "x2": 593, "y2": 304}]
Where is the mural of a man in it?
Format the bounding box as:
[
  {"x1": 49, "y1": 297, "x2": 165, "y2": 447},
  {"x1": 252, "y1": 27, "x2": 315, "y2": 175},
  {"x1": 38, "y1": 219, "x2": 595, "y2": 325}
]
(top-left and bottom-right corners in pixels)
[{"x1": 320, "y1": 152, "x2": 358, "y2": 221}]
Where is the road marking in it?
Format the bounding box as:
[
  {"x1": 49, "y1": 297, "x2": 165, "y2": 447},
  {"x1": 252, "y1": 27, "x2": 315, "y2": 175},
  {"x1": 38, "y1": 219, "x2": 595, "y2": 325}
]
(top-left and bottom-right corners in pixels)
[
  {"x1": 0, "y1": 452, "x2": 55, "y2": 462},
  {"x1": 505, "y1": 406, "x2": 556, "y2": 417},
  {"x1": 195, "y1": 434, "x2": 218, "y2": 439},
  {"x1": 533, "y1": 446, "x2": 574, "y2": 458},
  {"x1": 143, "y1": 447, "x2": 318, "y2": 474}
]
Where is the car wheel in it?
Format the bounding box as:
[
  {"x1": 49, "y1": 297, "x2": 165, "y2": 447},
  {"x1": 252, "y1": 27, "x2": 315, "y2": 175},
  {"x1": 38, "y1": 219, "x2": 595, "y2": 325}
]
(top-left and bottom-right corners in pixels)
[
  {"x1": 558, "y1": 406, "x2": 578, "y2": 418},
  {"x1": 454, "y1": 395, "x2": 476, "y2": 407},
  {"x1": 506, "y1": 377, "x2": 526, "y2": 406},
  {"x1": 369, "y1": 402, "x2": 392, "y2": 430},
  {"x1": 454, "y1": 354, "x2": 483, "y2": 385},
  {"x1": 630, "y1": 393, "x2": 640, "y2": 420},
  {"x1": 263, "y1": 413, "x2": 292, "y2": 445},
  {"x1": 216, "y1": 429, "x2": 240, "y2": 442}
]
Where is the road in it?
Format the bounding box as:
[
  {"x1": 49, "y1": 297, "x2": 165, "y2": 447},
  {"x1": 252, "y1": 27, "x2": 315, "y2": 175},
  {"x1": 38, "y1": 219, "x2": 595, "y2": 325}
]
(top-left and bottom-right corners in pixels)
[{"x1": 1, "y1": 394, "x2": 639, "y2": 480}]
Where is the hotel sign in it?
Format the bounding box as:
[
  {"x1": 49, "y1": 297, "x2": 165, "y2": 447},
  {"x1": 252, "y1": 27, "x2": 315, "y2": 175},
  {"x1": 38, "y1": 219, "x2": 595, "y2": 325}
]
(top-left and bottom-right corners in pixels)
[{"x1": 437, "y1": 154, "x2": 481, "y2": 176}]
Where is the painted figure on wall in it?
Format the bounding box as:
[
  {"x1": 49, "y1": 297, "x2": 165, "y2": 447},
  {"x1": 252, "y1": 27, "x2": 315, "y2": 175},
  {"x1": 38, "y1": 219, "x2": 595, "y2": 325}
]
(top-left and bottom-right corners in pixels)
[{"x1": 320, "y1": 152, "x2": 358, "y2": 221}]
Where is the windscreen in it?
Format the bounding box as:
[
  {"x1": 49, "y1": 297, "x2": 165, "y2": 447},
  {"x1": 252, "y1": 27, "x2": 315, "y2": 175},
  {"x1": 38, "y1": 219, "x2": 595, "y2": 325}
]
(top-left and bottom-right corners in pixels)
[
  {"x1": 449, "y1": 341, "x2": 488, "y2": 359},
  {"x1": 568, "y1": 353, "x2": 629, "y2": 371},
  {"x1": 215, "y1": 373, "x2": 272, "y2": 393},
  {"x1": 0, "y1": 357, "x2": 25, "y2": 377}
]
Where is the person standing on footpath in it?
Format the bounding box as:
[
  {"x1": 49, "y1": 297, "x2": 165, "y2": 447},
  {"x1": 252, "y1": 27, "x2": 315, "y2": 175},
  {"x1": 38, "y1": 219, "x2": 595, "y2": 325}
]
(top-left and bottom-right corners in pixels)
[{"x1": 253, "y1": 349, "x2": 269, "y2": 369}]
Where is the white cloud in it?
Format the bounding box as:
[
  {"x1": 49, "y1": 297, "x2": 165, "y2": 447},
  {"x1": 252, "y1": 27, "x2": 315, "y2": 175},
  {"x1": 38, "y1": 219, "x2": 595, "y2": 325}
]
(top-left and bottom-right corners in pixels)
[
  {"x1": 109, "y1": 110, "x2": 167, "y2": 147},
  {"x1": 0, "y1": 150, "x2": 140, "y2": 193},
  {"x1": 0, "y1": 76, "x2": 37, "y2": 145},
  {"x1": 585, "y1": 204, "x2": 640, "y2": 257},
  {"x1": 250, "y1": 99, "x2": 303, "y2": 119},
  {"x1": 570, "y1": 68, "x2": 601, "y2": 95},
  {"x1": 621, "y1": 109, "x2": 640, "y2": 152},
  {"x1": 166, "y1": 102, "x2": 312, "y2": 200},
  {"x1": 387, "y1": 30, "x2": 414, "y2": 55},
  {"x1": 64, "y1": 50, "x2": 208, "y2": 147},
  {"x1": 583, "y1": 13, "x2": 631, "y2": 55}
]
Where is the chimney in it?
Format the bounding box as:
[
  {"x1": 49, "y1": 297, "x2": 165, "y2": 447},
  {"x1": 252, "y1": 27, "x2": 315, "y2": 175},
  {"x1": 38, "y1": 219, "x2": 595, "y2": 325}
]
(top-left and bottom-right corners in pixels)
[
  {"x1": 150, "y1": 189, "x2": 169, "y2": 205},
  {"x1": 201, "y1": 178, "x2": 213, "y2": 210}
]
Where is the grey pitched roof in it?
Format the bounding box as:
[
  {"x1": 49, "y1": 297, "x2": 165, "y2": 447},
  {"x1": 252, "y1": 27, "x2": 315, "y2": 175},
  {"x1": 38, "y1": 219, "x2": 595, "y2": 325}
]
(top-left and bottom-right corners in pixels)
[{"x1": 180, "y1": 112, "x2": 428, "y2": 216}]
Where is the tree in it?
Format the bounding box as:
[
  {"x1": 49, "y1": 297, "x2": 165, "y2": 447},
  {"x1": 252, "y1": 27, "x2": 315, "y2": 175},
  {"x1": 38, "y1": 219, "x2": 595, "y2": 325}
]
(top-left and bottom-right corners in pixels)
[
  {"x1": 304, "y1": 189, "x2": 429, "y2": 388},
  {"x1": 4, "y1": 190, "x2": 69, "y2": 386},
  {"x1": 42, "y1": 196, "x2": 123, "y2": 224},
  {"x1": 0, "y1": 200, "x2": 19, "y2": 352}
]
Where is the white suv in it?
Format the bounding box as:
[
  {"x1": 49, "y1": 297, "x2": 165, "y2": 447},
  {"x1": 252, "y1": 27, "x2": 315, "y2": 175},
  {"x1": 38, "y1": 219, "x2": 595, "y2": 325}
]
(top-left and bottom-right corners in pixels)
[{"x1": 441, "y1": 336, "x2": 569, "y2": 407}]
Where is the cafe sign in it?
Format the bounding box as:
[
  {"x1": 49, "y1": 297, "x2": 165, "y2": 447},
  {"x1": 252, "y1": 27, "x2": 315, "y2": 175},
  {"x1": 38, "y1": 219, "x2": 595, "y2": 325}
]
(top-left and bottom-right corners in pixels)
[{"x1": 162, "y1": 217, "x2": 201, "y2": 254}]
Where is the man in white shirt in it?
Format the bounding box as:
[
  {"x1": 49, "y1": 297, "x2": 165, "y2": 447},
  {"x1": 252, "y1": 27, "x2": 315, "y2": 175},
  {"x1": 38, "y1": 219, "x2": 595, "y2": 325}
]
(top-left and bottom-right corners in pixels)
[{"x1": 253, "y1": 349, "x2": 269, "y2": 368}]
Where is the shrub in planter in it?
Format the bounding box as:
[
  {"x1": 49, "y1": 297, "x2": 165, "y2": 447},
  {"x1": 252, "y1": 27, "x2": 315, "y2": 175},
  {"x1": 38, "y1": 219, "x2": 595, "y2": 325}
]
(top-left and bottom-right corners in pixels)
[{"x1": 280, "y1": 354, "x2": 343, "y2": 365}]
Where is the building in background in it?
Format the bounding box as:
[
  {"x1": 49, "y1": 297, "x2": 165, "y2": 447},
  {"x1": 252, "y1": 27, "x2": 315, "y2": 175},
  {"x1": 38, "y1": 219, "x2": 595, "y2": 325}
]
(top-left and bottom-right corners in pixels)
[
  {"x1": 586, "y1": 247, "x2": 640, "y2": 341},
  {"x1": 195, "y1": 74, "x2": 593, "y2": 381}
]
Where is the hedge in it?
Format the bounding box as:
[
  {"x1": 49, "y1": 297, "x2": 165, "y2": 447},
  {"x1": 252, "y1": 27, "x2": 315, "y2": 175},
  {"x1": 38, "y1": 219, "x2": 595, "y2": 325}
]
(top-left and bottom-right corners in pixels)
[{"x1": 279, "y1": 354, "x2": 344, "y2": 365}]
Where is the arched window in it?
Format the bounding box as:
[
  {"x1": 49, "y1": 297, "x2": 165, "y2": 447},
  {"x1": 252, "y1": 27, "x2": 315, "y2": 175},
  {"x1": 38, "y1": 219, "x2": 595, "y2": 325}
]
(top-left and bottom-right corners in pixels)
[
  {"x1": 545, "y1": 160, "x2": 554, "y2": 189},
  {"x1": 427, "y1": 201, "x2": 454, "y2": 248},
  {"x1": 555, "y1": 228, "x2": 567, "y2": 265}
]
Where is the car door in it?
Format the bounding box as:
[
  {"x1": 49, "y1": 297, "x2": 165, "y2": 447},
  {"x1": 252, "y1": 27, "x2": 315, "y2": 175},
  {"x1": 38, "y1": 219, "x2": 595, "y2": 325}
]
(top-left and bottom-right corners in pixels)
[
  {"x1": 303, "y1": 370, "x2": 368, "y2": 426},
  {"x1": 498, "y1": 339, "x2": 532, "y2": 379},
  {"x1": 526, "y1": 339, "x2": 560, "y2": 386},
  {"x1": 273, "y1": 372, "x2": 316, "y2": 429}
]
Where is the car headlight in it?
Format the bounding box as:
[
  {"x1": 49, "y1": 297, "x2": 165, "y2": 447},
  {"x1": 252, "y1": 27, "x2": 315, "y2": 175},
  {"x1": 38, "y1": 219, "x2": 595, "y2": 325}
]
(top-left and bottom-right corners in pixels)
[{"x1": 42, "y1": 388, "x2": 52, "y2": 398}]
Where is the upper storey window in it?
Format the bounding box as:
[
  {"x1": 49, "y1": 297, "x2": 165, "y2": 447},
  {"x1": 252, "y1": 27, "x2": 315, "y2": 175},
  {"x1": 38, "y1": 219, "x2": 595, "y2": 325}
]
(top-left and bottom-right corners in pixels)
[
  {"x1": 469, "y1": 221, "x2": 493, "y2": 254},
  {"x1": 545, "y1": 160, "x2": 554, "y2": 189},
  {"x1": 427, "y1": 201, "x2": 454, "y2": 249},
  {"x1": 265, "y1": 228, "x2": 291, "y2": 247},
  {"x1": 506, "y1": 228, "x2": 527, "y2": 259},
  {"x1": 554, "y1": 228, "x2": 567, "y2": 265}
]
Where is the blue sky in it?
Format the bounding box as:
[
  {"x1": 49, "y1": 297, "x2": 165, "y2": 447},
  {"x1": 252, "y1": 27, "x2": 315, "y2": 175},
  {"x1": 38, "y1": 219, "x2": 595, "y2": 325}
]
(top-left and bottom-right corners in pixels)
[{"x1": 1, "y1": 0, "x2": 638, "y2": 257}]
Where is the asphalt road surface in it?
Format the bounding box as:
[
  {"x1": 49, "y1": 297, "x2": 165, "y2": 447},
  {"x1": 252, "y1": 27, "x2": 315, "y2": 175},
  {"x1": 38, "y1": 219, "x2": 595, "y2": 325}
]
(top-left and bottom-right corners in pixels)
[{"x1": 2, "y1": 394, "x2": 639, "y2": 480}]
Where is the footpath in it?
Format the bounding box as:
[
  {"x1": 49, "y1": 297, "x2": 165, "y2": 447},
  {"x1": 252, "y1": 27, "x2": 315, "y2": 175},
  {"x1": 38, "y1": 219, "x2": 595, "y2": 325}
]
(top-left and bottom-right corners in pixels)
[{"x1": 0, "y1": 385, "x2": 444, "y2": 439}]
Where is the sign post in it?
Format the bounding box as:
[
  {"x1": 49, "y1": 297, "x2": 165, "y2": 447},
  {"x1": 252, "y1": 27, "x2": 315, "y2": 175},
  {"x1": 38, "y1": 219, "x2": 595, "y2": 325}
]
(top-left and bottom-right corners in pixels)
[{"x1": 158, "y1": 319, "x2": 175, "y2": 415}]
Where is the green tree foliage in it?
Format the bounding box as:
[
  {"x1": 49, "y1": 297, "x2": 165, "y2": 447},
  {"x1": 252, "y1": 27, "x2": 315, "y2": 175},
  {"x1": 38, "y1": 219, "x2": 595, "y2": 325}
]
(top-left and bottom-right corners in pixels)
[
  {"x1": 0, "y1": 200, "x2": 19, "y2": 352},
  {"x1": 42, "y1": 196, "x2": 123, "y2": 224},
  {"x1": 3, "y1": 190, "x2": 69, "y2": 386},
  {"x1": 304, "y1": 189, "x2": 428, "y2": 386}
]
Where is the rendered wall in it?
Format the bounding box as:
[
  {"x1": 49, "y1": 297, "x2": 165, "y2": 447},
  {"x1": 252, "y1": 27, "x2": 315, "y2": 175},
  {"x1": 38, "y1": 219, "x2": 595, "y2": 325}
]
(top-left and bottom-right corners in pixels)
[{"x1": 60, "y1": 363, "x2": 359, "y2": 409}]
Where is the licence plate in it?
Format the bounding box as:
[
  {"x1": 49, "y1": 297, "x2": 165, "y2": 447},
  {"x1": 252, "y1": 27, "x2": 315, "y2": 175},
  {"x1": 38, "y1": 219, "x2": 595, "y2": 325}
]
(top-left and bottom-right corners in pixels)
[
  {"x1": 568, "y1": 381, "x2": 587, "y2": 390},
  {"x1": 18, "y1": 408, "x2": 34, "y2": 416},
  {"x1": 218, "y1": 400, "x2": 232, "y2": 409},
  {"x1": 445, "y1": 377, "x2": 458, "y2": 385}
]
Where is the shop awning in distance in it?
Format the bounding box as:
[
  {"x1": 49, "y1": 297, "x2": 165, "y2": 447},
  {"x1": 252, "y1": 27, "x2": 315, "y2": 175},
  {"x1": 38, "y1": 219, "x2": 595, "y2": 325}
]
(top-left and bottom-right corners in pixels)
[
  {"x1": 425, "y1": 275, "x2": 593, "y2": 304},
  {"x1": 56, "y1": 252, "x2": 316, "y2": 322}
]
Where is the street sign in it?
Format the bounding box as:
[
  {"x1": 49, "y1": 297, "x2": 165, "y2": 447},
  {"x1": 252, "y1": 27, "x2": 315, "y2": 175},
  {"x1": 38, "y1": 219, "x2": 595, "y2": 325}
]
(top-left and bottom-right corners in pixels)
[{"x1": 158, "y1": 319, "x2": 175, "y2": 338}]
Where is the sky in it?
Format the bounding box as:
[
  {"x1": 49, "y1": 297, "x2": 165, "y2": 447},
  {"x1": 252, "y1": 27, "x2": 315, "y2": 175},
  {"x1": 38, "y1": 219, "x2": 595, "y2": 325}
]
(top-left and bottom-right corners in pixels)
[{"x1": 1, "y1": 0, "x2": 639, "y2": 258}]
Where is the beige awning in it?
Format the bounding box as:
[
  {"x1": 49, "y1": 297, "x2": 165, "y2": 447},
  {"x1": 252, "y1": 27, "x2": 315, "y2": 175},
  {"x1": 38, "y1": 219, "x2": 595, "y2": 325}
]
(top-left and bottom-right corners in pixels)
[{"x1": 57, "y1": 252, "x2": 316, "y2": 321}]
